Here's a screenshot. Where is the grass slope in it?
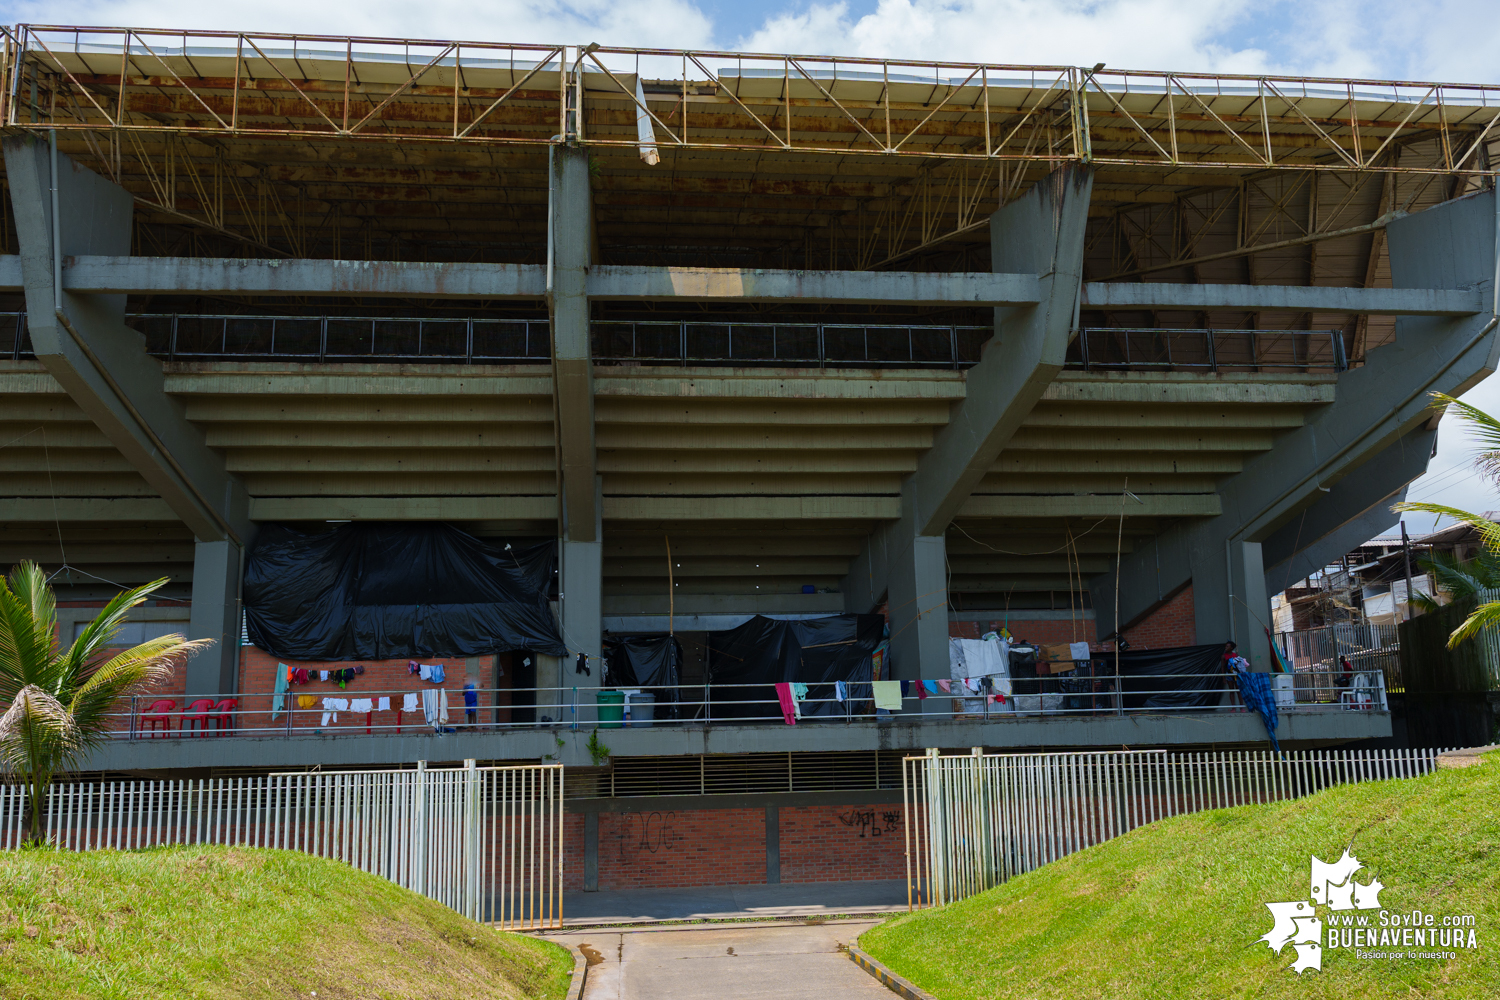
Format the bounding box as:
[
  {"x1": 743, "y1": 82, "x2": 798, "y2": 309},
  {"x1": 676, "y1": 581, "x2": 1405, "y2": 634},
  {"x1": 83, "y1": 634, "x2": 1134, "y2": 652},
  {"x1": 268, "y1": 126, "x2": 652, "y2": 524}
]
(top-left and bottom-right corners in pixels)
[
  {"x1": 861, "y1": 751, "x2": 1499, "y2": 1000},
  {"x1": 0, "y1": 845, "x2": 572, "y2": 1000}
]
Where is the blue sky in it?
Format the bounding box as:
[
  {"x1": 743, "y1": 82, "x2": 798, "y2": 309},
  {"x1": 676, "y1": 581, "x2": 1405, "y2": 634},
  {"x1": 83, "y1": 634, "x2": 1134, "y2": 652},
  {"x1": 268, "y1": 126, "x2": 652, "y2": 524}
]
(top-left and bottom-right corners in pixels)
[{"x1": 3, "y1": 0, "x2": 1497, "y2": 538}]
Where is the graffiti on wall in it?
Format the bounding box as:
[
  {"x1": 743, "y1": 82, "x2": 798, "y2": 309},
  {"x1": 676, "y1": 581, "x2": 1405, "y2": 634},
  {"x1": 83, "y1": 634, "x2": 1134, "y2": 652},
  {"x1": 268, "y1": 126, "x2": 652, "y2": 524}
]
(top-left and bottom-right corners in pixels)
[
  {"x1": 837, "y1": 808, "x2": 901, "y2": 838},
  {"x1": 611, "y1": 811, "x2": 679, "y2": 861}
]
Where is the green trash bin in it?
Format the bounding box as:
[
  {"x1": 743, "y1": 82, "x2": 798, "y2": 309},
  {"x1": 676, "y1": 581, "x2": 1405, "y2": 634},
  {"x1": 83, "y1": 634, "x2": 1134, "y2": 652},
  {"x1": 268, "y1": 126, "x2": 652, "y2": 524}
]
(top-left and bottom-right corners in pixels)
[{"x1": 596, "y1": 690, "x2": 625, "y2": 729}]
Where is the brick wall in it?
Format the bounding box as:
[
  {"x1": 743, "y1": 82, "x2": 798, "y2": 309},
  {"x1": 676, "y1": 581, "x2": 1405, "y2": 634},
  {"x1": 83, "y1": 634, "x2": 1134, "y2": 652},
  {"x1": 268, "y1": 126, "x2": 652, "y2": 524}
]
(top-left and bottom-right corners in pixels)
[
  {"x1": 234, "y1": 646, "x2": 490, "y2": 737},
  {"x1": 591, "y1": 807, "x2": 767, "y2": 890},
  {"x1": 949, "y1": 618, "x2": 1099, "y2": 650},
  {"x1": 779, "y1": 804, "x2": 907, "y2": 883},
  {"x1": 1121, "y1": 586, "x2": 1196, "y2": 649}
]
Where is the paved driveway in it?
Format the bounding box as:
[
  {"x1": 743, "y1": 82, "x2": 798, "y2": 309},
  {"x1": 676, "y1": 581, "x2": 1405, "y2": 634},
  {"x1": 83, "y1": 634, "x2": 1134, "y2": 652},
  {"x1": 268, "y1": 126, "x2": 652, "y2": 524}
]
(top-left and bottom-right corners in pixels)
[{"x1": 547, "y1": 920, "x2": 891, "y2": 999}]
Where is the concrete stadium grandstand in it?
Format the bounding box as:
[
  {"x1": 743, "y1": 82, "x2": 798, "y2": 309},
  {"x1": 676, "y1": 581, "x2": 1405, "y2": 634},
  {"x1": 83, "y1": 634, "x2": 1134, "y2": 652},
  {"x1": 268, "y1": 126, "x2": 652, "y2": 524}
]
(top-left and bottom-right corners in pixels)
[{"x1": 1, "y1": 25, "x2": 1494, "y2": 891}]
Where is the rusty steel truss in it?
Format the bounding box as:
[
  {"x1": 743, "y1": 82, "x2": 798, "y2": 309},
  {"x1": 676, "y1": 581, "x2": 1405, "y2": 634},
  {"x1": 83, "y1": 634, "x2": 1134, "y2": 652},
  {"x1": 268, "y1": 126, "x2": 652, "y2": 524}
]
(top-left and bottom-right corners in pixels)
[{"x1": 3, "y1": 25, "x2": 1499, "y2": 176}]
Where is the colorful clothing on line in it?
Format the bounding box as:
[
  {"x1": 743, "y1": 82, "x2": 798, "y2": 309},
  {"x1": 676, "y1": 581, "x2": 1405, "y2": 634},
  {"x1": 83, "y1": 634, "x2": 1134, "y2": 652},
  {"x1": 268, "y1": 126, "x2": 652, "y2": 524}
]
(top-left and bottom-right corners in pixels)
[{"x1": 774, "y1": 682, "x2": 797, "y2": 725}]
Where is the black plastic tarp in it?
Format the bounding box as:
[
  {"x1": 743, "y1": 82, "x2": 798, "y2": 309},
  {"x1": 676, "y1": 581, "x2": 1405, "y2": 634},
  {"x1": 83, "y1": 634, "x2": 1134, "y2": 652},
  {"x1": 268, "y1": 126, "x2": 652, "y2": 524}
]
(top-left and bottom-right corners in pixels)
[
  {"x1": 1114, "y1": 643, "x2": 1225, "y2": 709},
  {"x1": 244, "y1": 522, "x2": 566, "y2": 660},
  {"x1": 604, "y1": 635, "x2": 683, "y2": 698},
  {"x1": 707, "y1": 614, "x2": 883, "y2": 719}
]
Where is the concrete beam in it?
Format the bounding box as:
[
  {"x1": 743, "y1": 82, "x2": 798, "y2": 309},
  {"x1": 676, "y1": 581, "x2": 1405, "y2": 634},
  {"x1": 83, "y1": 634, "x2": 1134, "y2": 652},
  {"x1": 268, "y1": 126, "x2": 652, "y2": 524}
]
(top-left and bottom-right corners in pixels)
[
  {"x1": 588, "y1": 265, "x2": 1041, "y2": 306},
  {"x1": 2, "y1": 136, "x2": 250, "y2": 545},
  {"x1": 0, "y1": 498, "x2": 180, "y2": 521},
  {"x1": 604, "y1": 496, "x2": 901, "y2": 520},
  {"x1": 1094, "y1": 189, "x2": 1500, "y2": 653},
  {"x1": 248, "y1": 496, "x2": 557, "y2": 521},
  {"x1": 550, "y1": 145, "x2": 598, "y2": 542},
  {"x1": 1261, "y1": 427, "x2": 1435, "y2": 594},
  {"x1": 1084, "y1": 282, "x2": 1484, "y2": 316},
  {"x1": 846, "y1": 166, "x2": 1094, "y2": 681},
  {"x1": 73, "y1": 710, "x2": 1392, "y2": 773},
  {"x1": 64, "y1": 255, "x2": 547, "y2": 299},
  {"x1": 187, "y1": 540, "x2": 240, "y2": 697},
  {"x1": 959, "y1": 494, "x2": 1221, "y2": 518},
  {"x1": 562, "y1": 477, "x2": 603, "y2": 691}
]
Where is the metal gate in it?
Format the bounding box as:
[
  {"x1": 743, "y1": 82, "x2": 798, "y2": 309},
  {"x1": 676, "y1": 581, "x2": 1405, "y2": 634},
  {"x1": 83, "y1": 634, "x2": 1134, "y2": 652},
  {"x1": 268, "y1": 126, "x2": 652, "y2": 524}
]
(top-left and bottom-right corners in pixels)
[
  {"x1": 902, "y1": 747, "x2": 1452, "y2": 909},
  {"x1": 0, "y1": 759, "x2": 564, "y2": 930}
]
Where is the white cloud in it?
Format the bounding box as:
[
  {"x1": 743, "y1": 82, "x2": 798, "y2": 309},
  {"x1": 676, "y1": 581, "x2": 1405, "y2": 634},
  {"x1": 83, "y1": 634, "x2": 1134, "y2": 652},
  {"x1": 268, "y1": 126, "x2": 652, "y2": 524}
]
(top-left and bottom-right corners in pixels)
[{"x1": 736, "y1": 0, "x2": 1272, "y2": 75}]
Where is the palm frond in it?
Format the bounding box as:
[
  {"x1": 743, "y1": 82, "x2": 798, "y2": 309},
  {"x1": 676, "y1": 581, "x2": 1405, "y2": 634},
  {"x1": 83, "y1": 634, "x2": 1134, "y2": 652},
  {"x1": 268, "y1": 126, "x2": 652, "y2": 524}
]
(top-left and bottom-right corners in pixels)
[
  {"x1": 0, "y1": 684, "x2": 80, "y2": 780},
  {"x1": 1430, "y1": 392, "x2": 1500, "y2": 485},
  {"x1": 64, "y1": 576, "x2": 172, "y2": 677},
  {"x1": 0, "y1": 564, "x2": 64, "y2": 700},
  {"x1": 1392, "y1": 501, "x2": 1500, "y2": 552},
  {"x1": 69, "y1": 635, "x2": 213, "y2": 738},
  {"x1": 1446, "y1": 599, "x2": 1500, "y2": 648}
]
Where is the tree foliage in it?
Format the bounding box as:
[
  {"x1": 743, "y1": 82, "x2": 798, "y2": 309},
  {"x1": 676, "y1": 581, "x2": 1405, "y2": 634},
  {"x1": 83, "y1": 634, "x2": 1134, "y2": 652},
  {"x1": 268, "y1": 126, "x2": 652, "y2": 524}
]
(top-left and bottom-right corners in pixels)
[{"x1": 0, "y1": 562, "x2": 211, "y2": 844}]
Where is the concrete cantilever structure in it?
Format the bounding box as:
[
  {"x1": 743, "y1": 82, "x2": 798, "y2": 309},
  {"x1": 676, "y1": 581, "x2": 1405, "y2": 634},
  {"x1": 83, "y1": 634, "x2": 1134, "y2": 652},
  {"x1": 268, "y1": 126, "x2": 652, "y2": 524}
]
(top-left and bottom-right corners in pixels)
[
  {"x1": 0, "y1": 34, "x2": 1490, "y2": 756},
  {"x1": 1092, "y1": 191, "x2": 1499, "y2": 666},
  {"x1": 10, "y1": 30, "x2": 1493, "y2": 891}
]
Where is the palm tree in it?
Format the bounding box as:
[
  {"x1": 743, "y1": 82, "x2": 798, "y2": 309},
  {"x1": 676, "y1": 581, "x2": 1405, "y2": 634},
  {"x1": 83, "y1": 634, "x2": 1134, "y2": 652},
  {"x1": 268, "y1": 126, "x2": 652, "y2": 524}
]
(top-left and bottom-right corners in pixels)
[
  {"x1": 0, "y1": 561, "x2": 211, "y2": 845},
  {"x1": 1395, "y1": 391, "x2": 1500, "y2": 648},
  {"x1": 1409, "y1": 549, "x2": 1500, "y2": 614}
]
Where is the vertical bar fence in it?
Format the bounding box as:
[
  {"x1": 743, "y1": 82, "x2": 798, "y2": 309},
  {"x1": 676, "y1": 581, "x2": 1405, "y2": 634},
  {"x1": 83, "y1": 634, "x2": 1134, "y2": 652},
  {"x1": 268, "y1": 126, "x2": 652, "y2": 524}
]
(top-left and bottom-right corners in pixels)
[
  {"x1": 903, "y1": 747, "x2": 1454, "y2": 909},
  {"x1": 0, "y1": 761, "x2": 564, "y2": 931}
]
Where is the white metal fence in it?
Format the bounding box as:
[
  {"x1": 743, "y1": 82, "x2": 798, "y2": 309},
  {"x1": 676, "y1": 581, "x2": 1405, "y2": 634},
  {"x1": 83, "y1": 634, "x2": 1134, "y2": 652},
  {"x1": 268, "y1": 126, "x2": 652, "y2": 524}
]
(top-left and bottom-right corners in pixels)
[
  {"x1": 0, "y1": 760, "x2": 564, "y2": 930},
  {"x1": 902, "y1": 747, "x2": 1452, "y2": 909}
]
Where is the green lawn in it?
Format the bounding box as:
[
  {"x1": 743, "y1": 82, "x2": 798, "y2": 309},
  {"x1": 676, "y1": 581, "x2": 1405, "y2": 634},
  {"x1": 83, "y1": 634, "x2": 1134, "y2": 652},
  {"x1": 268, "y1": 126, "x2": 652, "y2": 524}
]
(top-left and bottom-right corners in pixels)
[
  {"x1": 860, "y1": 750, "x2": 1499, "y2": 1000},
  {"x1": 0, "y1": 845, "x2": 573, "y2": 1000}
]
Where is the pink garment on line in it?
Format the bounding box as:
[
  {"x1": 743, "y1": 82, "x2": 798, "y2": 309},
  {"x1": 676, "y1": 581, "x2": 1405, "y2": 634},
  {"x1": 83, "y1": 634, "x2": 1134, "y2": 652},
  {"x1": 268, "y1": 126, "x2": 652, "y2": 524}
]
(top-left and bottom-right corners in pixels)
[
  {"x1": 937, "y1": 680, "x2": 951, "y2": 694},
  {"x1": 774, "y1": 682, "x2": 797, "y2": 725}
]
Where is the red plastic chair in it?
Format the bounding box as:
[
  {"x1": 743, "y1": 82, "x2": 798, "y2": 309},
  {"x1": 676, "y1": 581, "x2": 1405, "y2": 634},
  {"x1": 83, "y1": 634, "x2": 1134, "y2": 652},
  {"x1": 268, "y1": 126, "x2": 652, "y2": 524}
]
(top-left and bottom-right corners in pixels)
[
  {"x1": 211, "y1": 699, "x2": 239, "y2": 735},
  {"x1": 141, "y1": 699, "x2": 177, "y2": 737},
  {"x1": 181, "y1": 698, "x2": 215, "y2": 736}
]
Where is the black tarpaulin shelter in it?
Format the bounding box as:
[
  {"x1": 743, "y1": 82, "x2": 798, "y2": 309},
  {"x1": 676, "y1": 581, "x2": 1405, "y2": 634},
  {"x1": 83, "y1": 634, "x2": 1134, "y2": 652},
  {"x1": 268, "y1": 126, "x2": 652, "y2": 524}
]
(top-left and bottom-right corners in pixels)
[
  {"x1": 244, "y1": 522, "x2": 566, "y2": 660},
  {"x1": 707, "y1": 614, "x2": 883, "y2": 719},
  {"x1": 1113, "y1": 643, "x2": 1225, "y2": 709},
  {"x1": 604, "y1": 635, "x2": 683, "y2": 703}
]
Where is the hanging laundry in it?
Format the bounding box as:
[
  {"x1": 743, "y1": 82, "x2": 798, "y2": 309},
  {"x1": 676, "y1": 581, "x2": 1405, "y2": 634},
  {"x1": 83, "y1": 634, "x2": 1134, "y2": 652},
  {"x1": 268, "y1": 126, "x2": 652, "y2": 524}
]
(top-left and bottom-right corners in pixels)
[
  {"x1": 872, "y1": 680, "x2": 903, "y2": 710},
  {"x1": 297, "y1": 695, "x2": 317, "y2": 710},
  {"x1": 272, "y1": 663, "x2": 289, "y2": 721},
  {"x1": 774, "y1": 682, "x2": 797, "y2": 725},
  {"x1": 421, "y1": 689, "x2": 449, "y2": 729},
  {"x1": 419, "y1": 663, "x2": 433, "y2": 682},
  {"x1": 294, "y1": 668, "x2": 310, "y2": 685},
  {"x1": 790, "y1": 682, "x2": 809, "y2": 719},
  {"x1": 377, "y1": 696, "x2": 391, "y2": 712},
  {"x1": 408, "y1": 660, "x2": 421, "y2": 675},
  {"x1": 349, "y1": 698, "x2": 374, "y2": 714},
  {"x1": 1069, "y1": 641, "x2": 1091, "y2": 663},
  {"x1": 834, "y1": 680, "x2": 849, "y2": 703},
  {"x1": 319, "y1": 670, "x2": 330, "y2": 682},
  {"x1": 319, "y1": 696, "x2": 348, "y2": 726},
  {"x1": 937, "y1": 679, "x2": 951, "y2": 694},
  {"x1": 430, "y1": 663, "x2": 446, "y2": 684},
  {"x1": 899, "y1": 679, "x2": 910, "y2": 698},
  {"x1": 402, "y1": 692, "x2": 419, "y2": 714},
  {"x1": 916, "y1": 680, "x2": 928, "y2": 700}
]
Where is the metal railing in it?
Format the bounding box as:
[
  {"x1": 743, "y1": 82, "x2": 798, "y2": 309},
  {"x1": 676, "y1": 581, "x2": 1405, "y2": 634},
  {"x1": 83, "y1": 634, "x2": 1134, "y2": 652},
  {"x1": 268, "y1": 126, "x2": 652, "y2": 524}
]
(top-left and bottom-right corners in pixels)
[
  {"x1": 903, "y1": 747, "x2": 1454, "y2": 909},
  {"x1": 1280, "y1": 621, "x2": 1403, "y2": 694},
  {"x1": 0, "y1": 761, "x2": 564, "y2": 929},
  {"x1": 1070, "y1": 327, "x2": 1348, "y2": 373},
  {"x1": 107, "y1": 669, "x2": 1383, "y2": 741},
  {"x1": 591, "y1": 320, "x2": 989, "y2": 369}
]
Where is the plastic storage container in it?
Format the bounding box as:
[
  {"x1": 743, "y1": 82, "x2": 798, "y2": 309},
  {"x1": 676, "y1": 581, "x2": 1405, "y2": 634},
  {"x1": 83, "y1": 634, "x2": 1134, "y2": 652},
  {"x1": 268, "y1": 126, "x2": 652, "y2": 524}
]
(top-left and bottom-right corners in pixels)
[
  {"x1": 626, "y1": 693, "x2": 655, "y2": 728},
  {"x1": 595, "y1": 690, "x2": 625, "y2": 728}
]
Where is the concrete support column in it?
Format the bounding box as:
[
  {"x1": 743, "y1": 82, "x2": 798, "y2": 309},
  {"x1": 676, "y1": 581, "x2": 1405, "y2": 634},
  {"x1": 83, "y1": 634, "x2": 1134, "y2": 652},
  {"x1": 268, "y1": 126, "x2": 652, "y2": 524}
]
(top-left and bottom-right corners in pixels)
[
  {"x1": 549, "y1": 144, "x2": 598, "y2": 543},
  {"x1": 843, "y1": 166, "x2": 1093, "y2": 682},
  {"x1": 886, "y1": 534, "x2": 949, "y2": 683},
  {"x1": 187, "y1": 539, "x2": 242, "y2": 697},
  {"x1": 561, "y1": 477, "x2": 604, "y2": 703},
  {"x1": 1225, "y1": 541, "x2": 1271, "y2": 671}
]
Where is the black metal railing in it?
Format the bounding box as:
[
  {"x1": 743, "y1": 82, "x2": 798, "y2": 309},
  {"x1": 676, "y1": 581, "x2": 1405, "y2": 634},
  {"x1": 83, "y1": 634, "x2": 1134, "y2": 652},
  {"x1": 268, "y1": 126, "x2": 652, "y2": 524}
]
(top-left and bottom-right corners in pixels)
[
  {"x1": 0, "y1": 312, "x2": 1349, "y2": 374},
  {"x1": 591, "y1": 320, "x2": 990, "y2": 369},
  {"x1": 1068, "y1": 327, "x2": 1348, "y2": 373}
]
